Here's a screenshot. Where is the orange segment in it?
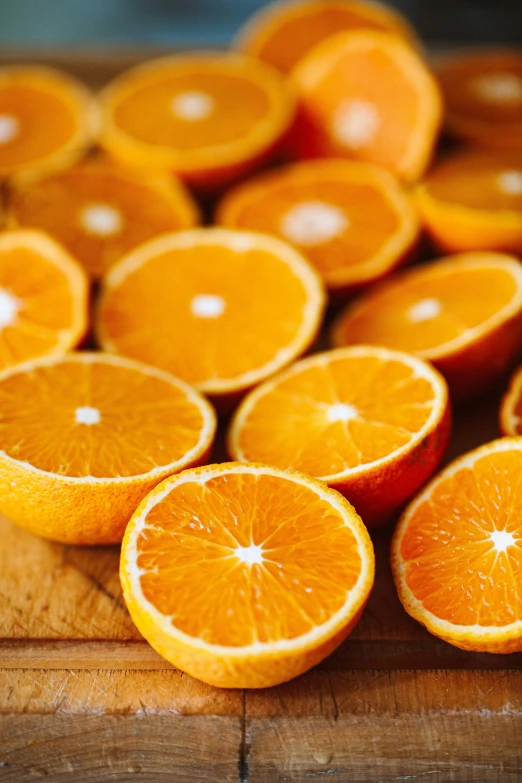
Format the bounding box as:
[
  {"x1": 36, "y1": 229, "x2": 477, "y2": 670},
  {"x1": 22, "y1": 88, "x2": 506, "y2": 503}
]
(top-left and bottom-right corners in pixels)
[
  {"x1": 235, "y1": 0, "x2": 418, "y2": 75},
  {"x1": 229, "y1": 346, "x2": 449, "y2": 526},
  {"x1": 99, "y1": 53, "x2": 296, "y2": 191},
  {"x1": 499, "y1": 366, "x2": 522, "y2": 436},
  {"x1": 217, "y1": 159, "x2": 419, "y2": 296},
  {"x1": 120, "y1": 462, "x2": 374, "y2": 687},
  {"x1": 96, "y1": 228, "x2": 325, "y2": 405},
  {"x1": 0, "y1": 65, "x2": 98, "y2": 179},
  {"x1": 0, "y1": 352, "x2": 216, "y2": 544},
  {"x1": 332, "y1": 252, "x2": 522, "y2": 398},
  {"x1": 392, "y1": 438, "x2": 522, "y2": 653},
  {"x1": 7, "y1": 159, "x2": 199, "y2": 279},
  {"x1": 292, "y1": 30, "x2": 441, "y2": 182},
  {"x1": 0, "y1": 229, "x2": 87, "y2": 370}
]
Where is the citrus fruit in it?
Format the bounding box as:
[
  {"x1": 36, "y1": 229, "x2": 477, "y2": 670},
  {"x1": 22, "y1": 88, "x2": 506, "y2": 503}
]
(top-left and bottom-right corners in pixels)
[
  {"x1": 416, "y1": 151, "x2": 522, "y2": 254},
  {"x1": 392, "y1": 438, "x2": 522, "y2": 653},
  {"x1": 0, "y1": 65, "x2": 97, "y2": 180},
  {"x1": 0, "y1": 229, "x2": 88, "y2": 370},
  {"x1": 99, "y1": 53, "x2": 296, "y2": 191},
  {"x1": 0, "y1": 352, "x2": 216, "y2": 545},
  {"x1": 7, "y1": 158, "x2": 199, "y2": 279},
  {"x1": 235, "y1": 0, "x2": 418, "y2": 75},
  {"x1": 120, "y1": 461, "x2": 375, "y2": 687},
  {"x1": 216, "y1": 158, "x2": 420, "y2": 297},
  {"x1": 499, "y1": 366, "x2": 522, "y2": 436},
  {"x1": 332, "y1": 252, "x2": 522, "y2": 399},
  {"x1": 436, "y1": 49, "x2": 522, "y2": 150},
  {"x1": 292, "y1": 30, "x2": 441, "y2": 182},
  {"x1": 228, "y1": 346, "x2": 450, "y2": 526},
  {"x1": 96, "y1": 228, "x2": 325, "y2": 408}
]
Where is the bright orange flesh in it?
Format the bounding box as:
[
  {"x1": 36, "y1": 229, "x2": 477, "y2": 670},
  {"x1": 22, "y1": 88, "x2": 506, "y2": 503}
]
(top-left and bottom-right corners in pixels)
[
  {"x1": 217, "y1": 158, "x2": 419, "y2": 294},
  {"x1": 120, "y1": 462, "x2": 374, "y2": 687},
  {"x1": 0, "y1": 229, "x2": 87, "y2": 370},
  {"x1": 235, "y1": 0, "x2": 418, "y2": 74},
  {"x1": 392, "y1": 439, "x2": 522, "y2": 653},
  {"x1": 292, "y1": 30, "x2": 441, "y2": 182},
  {"x1": 499, "y1": 366, "x2": 522, "y2": 436},
  {"x1": 8, "y1": 159, "x2": 199, "y2": 279}
]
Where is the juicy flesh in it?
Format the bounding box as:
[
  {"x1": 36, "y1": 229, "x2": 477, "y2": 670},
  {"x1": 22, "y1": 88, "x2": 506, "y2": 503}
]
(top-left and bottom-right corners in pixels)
[
  {"x1": 425, "y1": 154, "x2": 522, "y2": 212},
  {"x1": 137, "y1": 471, "x2": 362, "y2": 646}
]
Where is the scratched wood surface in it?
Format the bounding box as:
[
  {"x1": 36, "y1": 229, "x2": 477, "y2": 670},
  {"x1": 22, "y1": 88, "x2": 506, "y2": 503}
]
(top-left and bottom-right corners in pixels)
[{"x1": 1, "y1": 50, "x2": 522, "y2": 783}]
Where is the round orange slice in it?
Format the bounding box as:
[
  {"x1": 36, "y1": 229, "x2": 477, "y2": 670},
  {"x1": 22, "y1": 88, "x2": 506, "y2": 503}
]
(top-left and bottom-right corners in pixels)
[
  {"x1": 228, "y1": 346, "x2": 450, "y2": 526},
  {"x1": 0, "y1": 352, "x2": 216, "y2": 545},
  {"x1": 392, "y1": 438, "x2": 522, "y2": 654},
  {"x1": 332, "y1": 252, "x2": 522, "y2": 399},
  {"x1": 0, "y1": 229, "x2": 87, "y2": 370},
  {"x1": 416, "y1": 151, "x2": 522, "y2": 255},
  {"x1": 499, "y1": 366, "x2": 522, "y2": 436},
  {"x1": 120, "y1": 461, "x2": 375, "y2": 688},
  {"x1": 99, "y1": 53, "x2": 296, "y2": 191},
  {"x1": 0, "y1": 65, "x2": 98, "y2": 180},
  {"x1": 292, "y1": 30, "x2": 442, "y2": 182},
  {"x1": 96, "y1": 228, "x2": 325, "y2": 407},
  {"x1": 7, "y1": 158, "x2": 199, "y2": 280},
  {"x1": 216, "y1": 158, "x2": 420, "y2": 297},
  {"x1": 235, "y1": 0, "x2": 419, "y2": 75}
]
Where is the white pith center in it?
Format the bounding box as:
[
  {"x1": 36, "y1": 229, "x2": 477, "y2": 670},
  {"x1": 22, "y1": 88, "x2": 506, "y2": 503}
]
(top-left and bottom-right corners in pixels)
[
  {"x1": 75, "y1": 406, "x2": 101, "y2": 425},
  {"x1": 472, "y1": 73, "x2": 522, "y2": 105},
  {"x1": 190, "y1": 294, "x2": 226, "y2": 319},
  {"x1": 235, "y1": 544, "x2": 264, "y2": 566},
  {"x1": 332, "y1": 100, "x2": 381, "y2": 149},
  {"x1": 171, "y1": 91, "x2": 214, "y2": 121},
  {"x1": 498, "y1": 170, "x2": 522, "y2": 195},
  {"x1": 81, "y1": 204, "x2": 123, "y2": 236},
  {"x1": 489, "y1": 528, "x2": 516, "y2": 553},
  {"x1": 0, "y1": 288, "x2": 21, "y2": 328},
  {"x1": 0, "y1": 114, "x2": 19, "y2": 144},
  {"x1": 280, "y1": 201, "x2": 349, "y2": 247},
  {"x1": 327, "y1": 403, "x2": 359, "y2": 423},
  {"x1": 408, "y1": 298, "x2": 442, "y2": 323}
]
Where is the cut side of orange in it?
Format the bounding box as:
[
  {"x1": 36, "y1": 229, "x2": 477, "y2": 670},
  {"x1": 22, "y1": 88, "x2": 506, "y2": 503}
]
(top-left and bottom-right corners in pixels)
[
  {"x1": 0, "y1": 65, "x2": 98, "y2": 180},
  {"x1": 0, "y1": 352, "x2": 216, "y2": 545},
  {"x1": 0, "y1": 229, "x2": 88, "y2": 370},
  {"x1": 96, "y1": 228, "x2": 325, "y2": 406},
  {"x1": 99, "y1": 53, "x2": 296, "y2": 191},
  {"x1": 229, "y1": 346, "x2": 450, "y2": 526},
  {"x1": 416, "y1": 151, "x2": 522, "y2": 254},
  {"x1": 217, "y1": 158, "x2": 419, "y2": 296},
  {"x1": 499, "y1": 366, "x2": 522, "y2": 436},
  {"x1": 436, "y1": 50, "x2": 522, "y2": 150},
  {"x1": 292, "y1": 30, "x2": 441, "y2": 182},
  {"x1": 7, "y1": 158, "x2": 199, "y2": 280},
  {"x1": 332, "y1": 252, "x2": 522, "y2": 399},
  {"x1": 120, "y1": 461, "x2": 374, "y2": 687},
  {"x1": 392, "y1": 438, "x2": 522, "y2": 653},
  {"x1": 235, "y1": 0, "x2": 418, "y2": 75}
]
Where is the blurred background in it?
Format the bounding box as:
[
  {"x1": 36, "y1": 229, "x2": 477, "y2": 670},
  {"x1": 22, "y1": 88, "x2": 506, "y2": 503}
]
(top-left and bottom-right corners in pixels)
[{"x1": 0, "y1": 0, "x2": 521, "y2": 48}]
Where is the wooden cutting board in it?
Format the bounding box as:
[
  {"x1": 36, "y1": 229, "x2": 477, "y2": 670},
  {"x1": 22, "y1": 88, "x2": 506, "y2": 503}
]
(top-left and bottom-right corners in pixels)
[{"x1": 1, "y1": 50, "x2": 522, "y2": 783}]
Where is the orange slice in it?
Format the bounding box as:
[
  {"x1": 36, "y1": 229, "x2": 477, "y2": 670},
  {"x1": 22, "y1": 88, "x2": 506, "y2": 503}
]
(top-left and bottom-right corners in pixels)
[
  {"x1": 7, "y1": 158, "x2": 199, "y2": 280},
  {"x1": 436, "y1": 50, "x2": 522, "y2": 150},
  {"x1": 235, "y1": 0, "x2": 418, "y2": 75},
  {"x1": 0, "y1": 65, "x2": 97, "y2": 180},
  {"x1": 120, "y1": 461, "x2": 374, "y2": 687},
  {"x1": 416, "y1": 151, "x2": 522, "y2": 255},
  {"x1": 0, "y1": 352, "x2": 216, "y2": 545},
  {"x1": 0, "y1": 229, "x2": 87, "y2": 370},
  {"x1": 228, "y1": 346, "x2": 450, "y2": 526},
  {"x1": 96, "y1": 228, "x2": 325, "y2": 407},
  {"x1": 292, "y1": 30, "x2": 442, "y2": 182},
  {"x1": 499, "y1": 366, "x2": 522, "y2": 436},
  {"x1": 99, "y1": 53, "x2": 296, "y2": 191},
  {"x1": 217, "y1": 158, "x2": 420, "y2": 297},
  {"x1": 392, "y1": 438, "x2": 522, "y2": 653},
  {"x1": 332, "y1": 252, "x2": 522, "y2": 399}
]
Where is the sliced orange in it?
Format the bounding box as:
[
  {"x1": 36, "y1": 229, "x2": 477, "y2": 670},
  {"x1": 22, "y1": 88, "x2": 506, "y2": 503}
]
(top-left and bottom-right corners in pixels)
[
  {"x1": 0, "y1": 229, "x2": 87, "y2": 370},
  {"x1": 217, "y1": 158, "x2": 419, "y2": 297},
  {"x1": 416, "y1": 151, "x2": 522, "y2": 255},
  {"x1": 436, "y1": 50, "x2": 522, "y2": 150},
  {"x1": 499, "y1": 366, "x2": 522, "y2": 436},
  {"x1": 0, "y1": 352, "x2": 216, "y2": 545},
  {"x1": 392, "y1": 438, "x2": 522, "y2": 653},
  {"x1": 7, "y1": 158, "x2": 199, "y2": 280},
  {"x1": 235, "y1": 0, "x2": 418, "y2": 75},
  {"x1": 228, "y1": 346, "x2": 450, "y2": 526},
  {"x1": 332, "y1": 252, "x2": 522, "y2": 399},
  {"x1": 0, "y1": 65, "x2": 97, "y2": 180},
  {"x1": 292, "y1": 30, "x2": 442, "y2": 182},
  {"x1": 96, "y1": 228, "x2": 325, "y2": 407},
  {"x1": 120, "y1": 461, "x2": 374, "y2": 687},
  {"x1": 99, "y1": 53, "x2": 296, "y2": 191}
]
